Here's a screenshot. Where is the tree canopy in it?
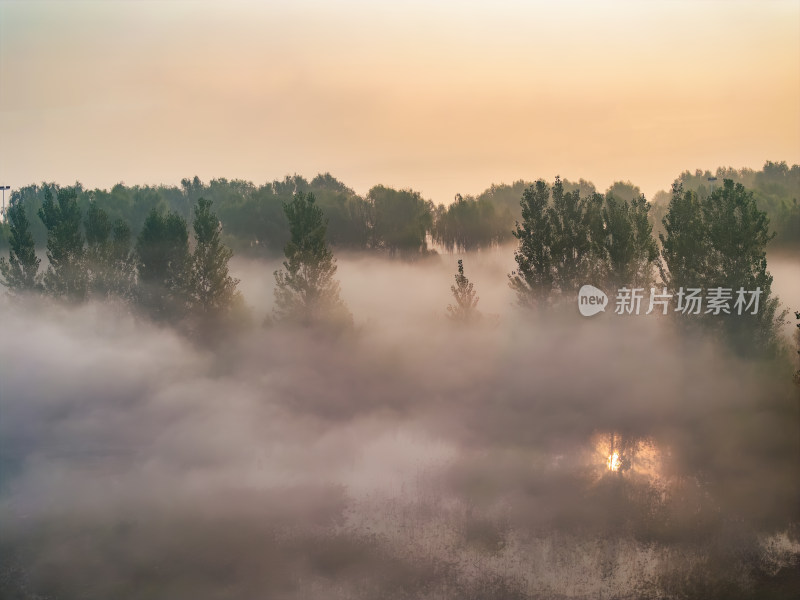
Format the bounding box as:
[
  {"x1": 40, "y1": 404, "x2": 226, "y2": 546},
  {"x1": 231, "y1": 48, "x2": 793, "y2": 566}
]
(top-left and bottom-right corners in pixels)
[
  {"x1": 38, "y1": 186, "x2": 88, "y2": 302},
  {"x1": 187, "y1": 197, "x2": 241, "y2": 319},
  {"x1": 659, "y1": 179, "x2": 781, "y2": 356},
  {"x1": 0, "y1": 198, "x2": 41, "y2": 293},
  {"x1": 273, "y1": 192, "x2": 352, "y2": 328},
  {"x1": 447, "y1": 259, "x2": 481, "y2": 323},
  {"x1": 135, "y1": 207, "x2": 190, "y2": 321}
]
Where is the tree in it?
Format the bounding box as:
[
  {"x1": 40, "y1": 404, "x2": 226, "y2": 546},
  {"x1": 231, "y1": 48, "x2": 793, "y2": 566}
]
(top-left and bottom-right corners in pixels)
[
  {"x1": 602, "y1": 192, "x2": 658, "y2": 288},
  {"x1": 433, "y1": 194, "x2": 509, "y2": 253},
  {"x1": 0, "y1": 199, "x2": 41, "y2": 293},
  {"x1": 547, "y1": 176, "x2": 591, "y2": 296},
  {"x1": 660, "y1": 179, "x2": 781, "y2": 356},
  {"x1": 669, "y1": 161, "x2": 800, "y2": 248},
  {"x1": 658, "y1": 183, "x2": 710, "y2": 293},
  {"x1": 135, "y1": 207, "x2": 190, "y2": 320},
  {"x1": 85, "y1": 203, "x2": 135, "y2": 299},
  {"x1": 368, "y1": 185, "x2": 433, "y2": 257},
  {"x1": 308, "y1": 173, "x2": 372, "y2": 250},
  {"x1": 187, "y1": 198, "x2": 241, "y2": 317},
  {"x1": 273, "y1": 192, "x2": 352, "y2": 327},
  {"x1": 447, "y1": 259, "x2": 480, "y2": 323},
  {"x1": 38, "y1": 186, "x2": 88, "y2": 302},
  {"x1": 510, "y1": 177, "x2": 659, "y2": 309},
  {"x1": 509, "y1": 180, "x2": 554, "y2": 308}
]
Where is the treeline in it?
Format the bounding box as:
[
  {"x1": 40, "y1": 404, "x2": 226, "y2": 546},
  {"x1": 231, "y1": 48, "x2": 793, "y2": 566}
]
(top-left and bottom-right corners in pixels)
[
  {"x1": 500, "y1": 176, "x2": 783, "y2": 358},
  {"x1": 0, "y1": 171, "x2": 793, "y2": 358},
  {"x1": 0, "y1": 186, "x2": 243, "y2": 337},
  {"x1": 3, "y1": 162, "x2": 794, "y2": 257},
  {"x1": 650, "y1": 160, "x2": 800, "y2": 247},
  {"x1": 0, "y1": 175, "x2": 438, "y2": 258},
  {"x1": 0, "y1": 181, "x2": 358, "y2": 336},
  {"x1": 438, "y1": 174, "x2": 785, "y2": 362}
]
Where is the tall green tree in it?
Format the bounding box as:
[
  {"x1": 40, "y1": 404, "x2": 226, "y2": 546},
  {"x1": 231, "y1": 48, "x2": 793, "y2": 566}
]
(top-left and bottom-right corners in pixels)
[
  {"x1": 547, "y1": 176, "x2": 591, "y2": 296},
  {"x1": 658, "y1": 183, "x2": 710, "y2": 293},
  {"x1": 509, "y1": 176, "x2": 593, "y2": 306},
  {"x1": 187, "y1": 198, "x2": 241, "y2": 317},
  {"x1": 510, "y1": 177, "x2": 658, "y2": 308},
  {"x1": 85, "y1": 203, "x2": 135, "y2": 299},
  {"x1": 135, "y1": 207, "x2": 190, "y2": 320},
  {"x1": 0, "y1": 199, "x2": 41, "y2": 293},
  {"x1": 602, "y1": 193, "x2": 658, "y2": 288},
  {"x1": 273, "y1": 192, "x2": 351, "y2": 327},
  {"x1": 38, "y1": 186, "x2": 88, "y2": 302},
  {"x1": 509, "y1": 179, "x2": 554, "y2": 308},
  {"x1": 660, "y1": 179, "x2": 781, "y2": 356},
  {"x1": 447, "y1": 259, "x2": 480, "y2": 323}
]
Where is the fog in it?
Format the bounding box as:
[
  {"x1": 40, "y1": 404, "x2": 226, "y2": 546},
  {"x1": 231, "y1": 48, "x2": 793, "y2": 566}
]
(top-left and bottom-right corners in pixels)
[{"x1": 1, "y1": 249, "x2": 799, "y2": 599}]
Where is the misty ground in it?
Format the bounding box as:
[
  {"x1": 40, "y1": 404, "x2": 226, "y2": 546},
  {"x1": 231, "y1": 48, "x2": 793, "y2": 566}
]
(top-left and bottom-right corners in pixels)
[{"x1": 1, "y1": 247, "x2": 799, "y2": 599}]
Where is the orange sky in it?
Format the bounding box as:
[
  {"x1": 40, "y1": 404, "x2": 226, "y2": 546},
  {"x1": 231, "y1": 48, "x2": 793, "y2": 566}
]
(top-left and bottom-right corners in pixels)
[{"x1": 1, "y1": 0, "x2": 798, "y2": 203}]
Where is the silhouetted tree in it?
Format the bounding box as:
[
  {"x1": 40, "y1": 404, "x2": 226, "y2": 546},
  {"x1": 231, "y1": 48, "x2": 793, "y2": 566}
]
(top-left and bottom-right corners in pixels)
[
  {"x1": 658, "y1": 183, "x2": 710, "y2": 293},
  {"x1": 85, "y1": 203, "x2": 135, "y2": 299},
  {"x1": 433, "y1": 194, "x2": 509, "y2": 253},
  {"x1": 509, "y1": 179, "x2": 554, "y2": 308},
  {"x1": 187, "y1": 198, "x2": 241, "y2": 317},
  {"x1": 660, "y1": 179, "x2": 781, "y2": 356},
  {"x1": 38, "y1": 186, "x2": 88, "y2": 302},
  {"x1": 309, "y1": 173, "x2": 372, "y2": 250},
  {"x1": 0, "y1": 199, "x2": 41, "y2": 293},
  {"x1": 447, "y1": 259, "x2": 480, "y2": 323},
  {"x1": 672, "y1": 161, "x2": 800, "y2": 248},
  {"x1": 510, "y1": 177, "x2": 660, "y2": 308},
  {"x1": 273, "y1": 192, "x2": 352, "y2": 327},
  {"x1": 602, "y1": 192, "x2": 658, "y2": 288},
  {"x1": 135, "y1": 207, "x2": 190, "y2": 320},
  {"x1": 548, "y1": 176, "x2": 591, "y2": 296},
  {"x1": 368, "y1": 185, "x2": 432, "y2": 257}
]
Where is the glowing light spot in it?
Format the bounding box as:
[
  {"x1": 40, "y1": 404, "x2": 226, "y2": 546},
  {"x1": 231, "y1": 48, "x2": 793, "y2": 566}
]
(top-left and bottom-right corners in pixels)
[{"x1": 607, "y1": 452, "x2": 620, "y2": 472}]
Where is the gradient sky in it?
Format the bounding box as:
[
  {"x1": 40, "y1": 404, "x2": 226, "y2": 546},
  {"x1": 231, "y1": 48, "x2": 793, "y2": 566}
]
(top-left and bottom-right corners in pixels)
[{"x1": 1, "y1": 0, "x2": 798, "y2": 203}]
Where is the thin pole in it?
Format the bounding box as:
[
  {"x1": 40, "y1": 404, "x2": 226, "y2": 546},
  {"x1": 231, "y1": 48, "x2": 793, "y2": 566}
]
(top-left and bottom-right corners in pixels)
[{"x1": 0, "y1": 186, "x2": 10, "y2": 221}]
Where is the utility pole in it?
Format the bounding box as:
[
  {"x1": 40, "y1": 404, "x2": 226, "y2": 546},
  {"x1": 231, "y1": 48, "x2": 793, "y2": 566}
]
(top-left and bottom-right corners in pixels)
[{"x1": 0, "y1": 186, "x2": 10, "y2": 221}]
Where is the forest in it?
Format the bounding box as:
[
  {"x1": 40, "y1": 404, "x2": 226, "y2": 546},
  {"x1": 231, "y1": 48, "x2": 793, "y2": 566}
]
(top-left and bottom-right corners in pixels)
[
  {"x1": 1, "y1": 167, "x2": 799, "y2": 599},
  {"x1": 1, "y1": 161, "x2": 798, "y2": 262}
]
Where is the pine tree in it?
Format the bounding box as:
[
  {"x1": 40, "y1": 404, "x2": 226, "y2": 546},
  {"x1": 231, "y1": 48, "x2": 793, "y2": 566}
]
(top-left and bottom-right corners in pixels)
[
  {"x1": 273, "y1": 192, "x2": 351, "y2": 327},
  {"x1": 0, "y1": 199, "x2": 41, "y2": 293},
  {"x1": 188, "y1": 197, "x2": 241, "y2": 317},
  {"x1": 38, "y1": 186, "x2": 88, "y2": 302},
  {"x1": 447, "y1": 259, "x2": 480, "y2": 323}
]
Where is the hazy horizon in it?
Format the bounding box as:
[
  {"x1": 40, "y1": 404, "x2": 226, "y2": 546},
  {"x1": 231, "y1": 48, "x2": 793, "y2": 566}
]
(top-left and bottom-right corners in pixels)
[{"x1": 1, "y1": 0, "x2": 798, "y2": 204}]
